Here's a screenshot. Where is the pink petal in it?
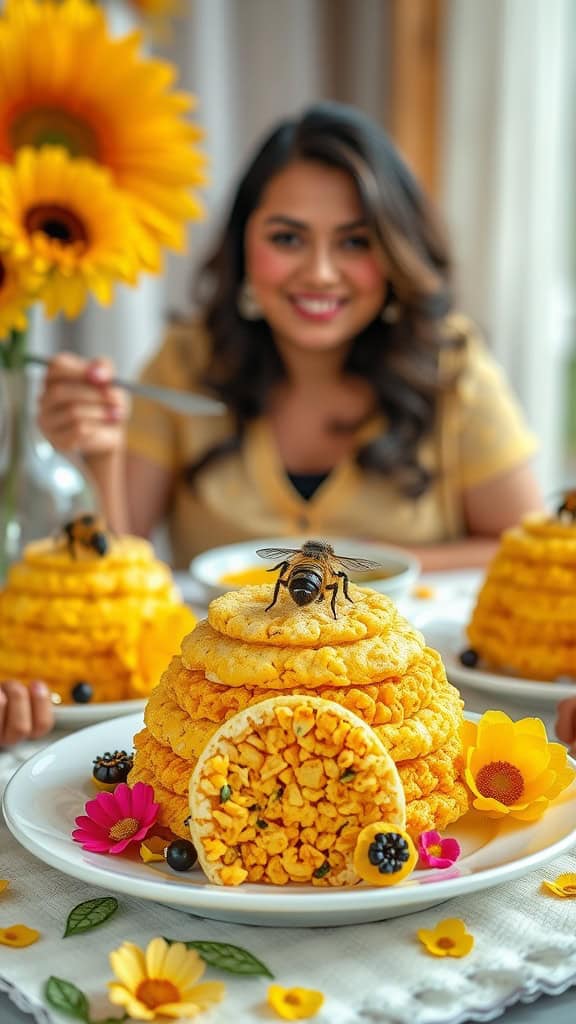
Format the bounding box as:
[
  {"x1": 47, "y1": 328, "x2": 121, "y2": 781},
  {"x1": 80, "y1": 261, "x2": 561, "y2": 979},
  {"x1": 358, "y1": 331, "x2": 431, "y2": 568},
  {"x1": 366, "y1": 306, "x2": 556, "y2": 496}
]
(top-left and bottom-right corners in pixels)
[
  {"x1": 440, "y1": 838, "x2": 461, "y2": 861},
  {"x1": 73, "y1": 816, "x2": 107, "y2": 840},
  {"x1": 111, "y1": 783, "x2": 133, "y2": 817},
  {"x1": 418, "y1": 830, "x2": 441, "y2": 854},
  {"x1": 85, "y1": 791, "x2": 120, "y2": 823},
  {"x1": 131, "y1": 782, "x2": 156, "y2": 816},
  {"x1": 426, "y1": 854, "x2": 454, "y2": 869},
  {"x1": 81, "y1": 800, "x2": 118, "y2": 829},
  {"x1": 72, "y1": 831, "x2": 113, "y2": 853}
]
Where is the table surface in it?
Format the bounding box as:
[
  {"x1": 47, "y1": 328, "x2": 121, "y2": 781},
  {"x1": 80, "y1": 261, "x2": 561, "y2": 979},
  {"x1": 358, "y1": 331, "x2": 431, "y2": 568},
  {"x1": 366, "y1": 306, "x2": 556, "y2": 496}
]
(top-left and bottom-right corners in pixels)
[{"x1": 1, "y1": 568, "x2": 575, "y2": 1024}]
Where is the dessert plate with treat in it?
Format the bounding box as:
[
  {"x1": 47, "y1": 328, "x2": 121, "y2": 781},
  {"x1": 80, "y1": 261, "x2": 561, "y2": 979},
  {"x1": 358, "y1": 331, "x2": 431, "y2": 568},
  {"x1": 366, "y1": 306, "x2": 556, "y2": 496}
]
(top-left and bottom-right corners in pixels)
[
  {"x1": 4, "y1": 710, "x2": 576, "y2": 928},
  {"x1": 418, "y1": 508, "x2": 576, "y2": 705},
  {"x1": 53, "y1": 697, "x2": 147, "y2": 728},
  {"x1": 420, "y1": 611, "x2": 576, "y2": 706}
]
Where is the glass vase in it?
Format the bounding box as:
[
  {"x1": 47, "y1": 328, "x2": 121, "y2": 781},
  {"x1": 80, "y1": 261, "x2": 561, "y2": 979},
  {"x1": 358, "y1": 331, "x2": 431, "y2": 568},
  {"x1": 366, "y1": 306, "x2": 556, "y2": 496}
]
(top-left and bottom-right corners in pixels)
[{"x1": 0, "y1": 363, "x2": 97, "y2": 582}]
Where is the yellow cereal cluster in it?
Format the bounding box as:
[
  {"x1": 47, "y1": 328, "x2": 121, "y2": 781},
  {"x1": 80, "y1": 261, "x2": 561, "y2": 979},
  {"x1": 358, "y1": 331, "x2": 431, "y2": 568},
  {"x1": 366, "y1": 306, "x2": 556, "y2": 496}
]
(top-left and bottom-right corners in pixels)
[
  {"x1": 468, "y1": 513, "x2": 576, "y2": 680},
  {"x1": 0, "y1": 536, "x2": 195, "y2": 703},
  {"x1": 189, "y1": 696, "x2": 406, "y2": 887},
  {"x1": 130, "y1": 582, "x2": 468, "y2": 871}
]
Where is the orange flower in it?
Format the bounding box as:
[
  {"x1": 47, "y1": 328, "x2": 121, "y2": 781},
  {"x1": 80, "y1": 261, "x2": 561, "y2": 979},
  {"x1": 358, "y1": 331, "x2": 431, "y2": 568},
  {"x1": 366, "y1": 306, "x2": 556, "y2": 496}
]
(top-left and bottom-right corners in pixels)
[{"x1": 0, "y1": 924, "x2": 40, "y2": 947}]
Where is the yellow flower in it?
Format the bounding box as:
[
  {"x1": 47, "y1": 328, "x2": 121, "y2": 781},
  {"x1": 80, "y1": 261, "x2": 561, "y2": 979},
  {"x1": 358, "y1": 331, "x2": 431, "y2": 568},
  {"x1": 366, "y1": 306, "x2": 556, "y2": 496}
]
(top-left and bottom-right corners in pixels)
[
  {"x1": 417, "y1": 918, "x2": 474, "y2": 958},
  {"x1": 0, "y1": 924, "x2": 40, "y2": 947},
  {"x1": 0, "y1": 250, "x2": 42, "y2": 338},
  {"x1": 542, "y1": 872, "x2": 576, "y2": 898},
  {"x1": 0, "y1": 0, "x2": 206, "y2": 264},
  {"x1": 108, "y1": 937, "x2": 225, "y2": 1020},
  {"x1": 268, "y1": 985, "x2": 325, "y2": 1021},
  {"x1": 0, "y1": 147, "x2": 142, "y2": 318},
  {"x1": 140, "y1": 835, "x2": 167, "y2": 864},
  {"x1": 461, "y1": 710, "x2": 575, "y2": 821},
  {"x1": 0, "y1": 879, "x2": 9, "y2": 894}
]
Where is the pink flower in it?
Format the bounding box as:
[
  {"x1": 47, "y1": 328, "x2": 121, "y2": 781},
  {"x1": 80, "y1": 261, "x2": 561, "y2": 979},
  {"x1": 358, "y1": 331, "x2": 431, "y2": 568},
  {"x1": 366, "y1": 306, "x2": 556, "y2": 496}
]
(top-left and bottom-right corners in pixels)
[
  {"x1": 417, "y1": 830, "x2": 461, "y2": 869},
  {"x1": 72, "y1": 782, "x2": 159, "y2": 855}
]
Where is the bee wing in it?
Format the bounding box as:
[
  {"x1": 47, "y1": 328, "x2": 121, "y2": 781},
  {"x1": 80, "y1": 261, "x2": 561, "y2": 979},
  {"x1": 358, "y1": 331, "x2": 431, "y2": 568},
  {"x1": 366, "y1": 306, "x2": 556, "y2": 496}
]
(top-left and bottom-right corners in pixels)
[
  {"x1": 256, "y1": 547, "x2": 301, "y2": 560},
  {"x1": 334, "y1": 555, "x2": 383, "y2": 572}
]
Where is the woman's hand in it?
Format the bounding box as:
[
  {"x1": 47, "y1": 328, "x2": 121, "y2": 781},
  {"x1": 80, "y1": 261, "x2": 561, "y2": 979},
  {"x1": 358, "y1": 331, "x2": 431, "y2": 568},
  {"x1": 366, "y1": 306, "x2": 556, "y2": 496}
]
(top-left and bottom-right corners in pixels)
[
  {"x1": 0, "y1": 680, "x2": 54, "y2": 746},
  {"x1": 38, "y1": 352, "x2": 129, "y2": 456},
  {"x1": 555, "y1": 697, "x2": 576, "y2": 754}
]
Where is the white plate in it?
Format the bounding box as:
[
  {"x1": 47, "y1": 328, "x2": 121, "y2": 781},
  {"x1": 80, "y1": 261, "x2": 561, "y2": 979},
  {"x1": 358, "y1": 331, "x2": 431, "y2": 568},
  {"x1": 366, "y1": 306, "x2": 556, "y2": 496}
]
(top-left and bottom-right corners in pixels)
[
  {"x1": 421, "y1": 612, "x2": 576, "y2": 706},
  {"x1": 188, "y1": 535, "x2": 420, "y2": 604},
  {"x1": 53, "y1": 699, "x2": 146, "y2": 728},
  {"x1": 4, "y1": 712, "x2": 576, "y2": 928}
]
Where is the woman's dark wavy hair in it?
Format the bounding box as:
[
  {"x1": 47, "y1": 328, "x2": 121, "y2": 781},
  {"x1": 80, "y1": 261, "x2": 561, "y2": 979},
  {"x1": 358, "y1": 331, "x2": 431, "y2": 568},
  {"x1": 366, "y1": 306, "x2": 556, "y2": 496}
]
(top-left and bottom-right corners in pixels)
[{"x1": 186, "y1": 100, "x2": 463, "y2": 496}]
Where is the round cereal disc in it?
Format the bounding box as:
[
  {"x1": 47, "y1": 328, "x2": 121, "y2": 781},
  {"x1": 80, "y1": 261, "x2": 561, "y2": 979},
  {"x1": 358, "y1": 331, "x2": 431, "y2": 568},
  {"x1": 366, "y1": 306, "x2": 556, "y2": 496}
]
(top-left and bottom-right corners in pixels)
[
  {"x1": 182, "y1": 617, "x2": 425, "y2": 689},
  {"x1": 207, "y1": 583, "x2": 398, "y2": 646},
  {"x1": 188, "y1": 694, "x2": 406, "y2": 888}
]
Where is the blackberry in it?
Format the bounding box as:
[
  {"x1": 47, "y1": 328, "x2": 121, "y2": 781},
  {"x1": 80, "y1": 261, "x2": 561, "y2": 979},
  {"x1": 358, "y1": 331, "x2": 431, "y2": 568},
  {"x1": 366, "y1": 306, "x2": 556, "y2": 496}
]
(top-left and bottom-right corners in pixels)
[
  {"x1": 166, "y1": 839, "x2": 198, "y2": 872},
  {"x1": 71, "y1": 680, "x2": 93, "y2": 703},
  {"x1": 368, "y1": 832, "x2": 412, "y2": 875},
  {"x1": 459, "y1": 648, "x2": 479, "y2": 668}
]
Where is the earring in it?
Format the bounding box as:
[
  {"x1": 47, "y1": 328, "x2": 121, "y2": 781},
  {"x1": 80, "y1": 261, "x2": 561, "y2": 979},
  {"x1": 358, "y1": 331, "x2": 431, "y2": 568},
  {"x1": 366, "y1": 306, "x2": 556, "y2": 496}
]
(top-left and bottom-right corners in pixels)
[
  {"x1": 237, "y1": 280, "x2": 263, "y2": 321},
  {"x1": 381, "y1": 299, "x2": 401, "y2": 324}
]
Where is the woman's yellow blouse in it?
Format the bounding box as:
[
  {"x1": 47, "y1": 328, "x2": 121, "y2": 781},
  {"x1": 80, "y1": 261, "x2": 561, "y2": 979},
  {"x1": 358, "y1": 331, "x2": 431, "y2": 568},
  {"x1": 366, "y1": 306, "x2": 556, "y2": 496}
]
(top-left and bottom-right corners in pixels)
[{"x1": 126, "y1": 316, "x2": 537, "y2": 568}]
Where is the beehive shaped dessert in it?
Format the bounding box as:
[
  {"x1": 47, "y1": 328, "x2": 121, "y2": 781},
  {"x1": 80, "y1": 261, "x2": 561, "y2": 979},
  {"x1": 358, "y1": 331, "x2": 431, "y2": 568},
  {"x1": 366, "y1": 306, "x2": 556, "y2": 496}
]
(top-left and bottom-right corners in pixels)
[
  {"x1": 130, "y1": 581, "x2": 469, "y2": 883},
  {"x1": 0, "y1": 524, "x2": 195, "y2": 704},
  {"x1": 466, "y1": 509, "x2": 576, "y2": 681}
]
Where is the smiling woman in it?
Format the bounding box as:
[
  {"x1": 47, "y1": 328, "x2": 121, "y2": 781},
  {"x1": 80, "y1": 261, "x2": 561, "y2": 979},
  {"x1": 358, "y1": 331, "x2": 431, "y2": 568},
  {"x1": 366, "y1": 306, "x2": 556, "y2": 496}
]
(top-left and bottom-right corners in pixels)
[{"x1": 37, "y1": 100, "x2": 542, "y2": 571}]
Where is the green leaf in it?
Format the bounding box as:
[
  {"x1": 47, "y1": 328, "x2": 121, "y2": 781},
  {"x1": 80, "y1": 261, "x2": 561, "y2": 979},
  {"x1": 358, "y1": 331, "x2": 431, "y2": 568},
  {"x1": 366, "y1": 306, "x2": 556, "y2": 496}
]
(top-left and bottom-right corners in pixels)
[
  {"x1": 45, "y1": 977, "x2": 90, "y2": 1021},
  {"x1": 64, "y1": 896, "x2": 119, "y2": 937},
  {"x1": 163, "y1": 938, "x2": 274, "y2": 977}
]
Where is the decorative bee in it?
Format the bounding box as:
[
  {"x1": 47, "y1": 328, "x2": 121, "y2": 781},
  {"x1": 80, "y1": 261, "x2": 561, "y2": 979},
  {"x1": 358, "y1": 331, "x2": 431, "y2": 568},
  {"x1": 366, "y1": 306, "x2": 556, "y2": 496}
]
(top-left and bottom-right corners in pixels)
[
  {"x1": 256, "y1": 539, "x2": 382, "y2": 619},
  {"x1": 61, "y1": 514, "x2": 110, "y2": 558},
  {"x1": 557, "y1": 489, "x2": 576, "y2": 522}
]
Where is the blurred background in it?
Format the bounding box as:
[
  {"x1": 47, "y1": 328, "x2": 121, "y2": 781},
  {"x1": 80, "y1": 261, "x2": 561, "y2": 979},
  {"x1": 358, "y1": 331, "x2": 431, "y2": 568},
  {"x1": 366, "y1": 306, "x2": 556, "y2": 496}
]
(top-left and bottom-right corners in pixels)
[{"x1": 35, "y1": 0, "x2": 576, "y2": 498}]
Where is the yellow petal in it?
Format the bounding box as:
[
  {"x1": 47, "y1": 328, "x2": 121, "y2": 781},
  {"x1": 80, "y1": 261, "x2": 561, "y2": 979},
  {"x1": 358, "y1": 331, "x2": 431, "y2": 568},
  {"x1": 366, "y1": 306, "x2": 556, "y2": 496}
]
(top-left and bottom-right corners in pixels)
[
  {"x1": 0, "y1": 880, "x2": 9, "y2": 895},
  {"x1": 268, "y1": 984, "x2": 325, "y2": 1020},
  {"x1": 0, "y1": 924, "x2": 40, "y2": 947},
  {"x1": 145, "y1": 936, "x2": 170, "y2": 978},
  {"x1": 542, "y1": 873, "x2": 576, "y2": 898},
  {"x1": 109, "y1": 941, "x2": 147, "y2": 989},
  {"x1": 140, "y1": 835, "x2": 166, "y2": 863}
]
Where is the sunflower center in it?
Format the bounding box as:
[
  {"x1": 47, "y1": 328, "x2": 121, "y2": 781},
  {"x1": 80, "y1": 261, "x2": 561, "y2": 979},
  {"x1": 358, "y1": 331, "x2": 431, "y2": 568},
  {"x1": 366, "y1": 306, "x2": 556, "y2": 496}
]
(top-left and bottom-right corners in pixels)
[
  {"x1": 11, "y1": 108, "x2": 100, "y2": 160},
  {"x1": 475, "y1": 760, "x2": 525, "y2": 805},
  {"x1": 437, "y1": 937, "x2": 455, "y2": 950},
  {"x1": 108, "y1": 816, "x2": 140, "y2": 841},
  {"x1": 25, "y1": 205, "x2": 88, "y2": 248},
  {"x1": 136, "y1": 979, "x2": 180, "y2": 1009}
]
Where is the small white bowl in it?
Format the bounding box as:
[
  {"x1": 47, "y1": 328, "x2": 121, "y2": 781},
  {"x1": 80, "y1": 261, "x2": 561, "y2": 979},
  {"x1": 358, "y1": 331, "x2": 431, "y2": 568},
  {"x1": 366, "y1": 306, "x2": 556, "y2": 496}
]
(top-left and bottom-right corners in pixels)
[{"x1": 189, "y1": 536, "x2": 420, "y2": 604}]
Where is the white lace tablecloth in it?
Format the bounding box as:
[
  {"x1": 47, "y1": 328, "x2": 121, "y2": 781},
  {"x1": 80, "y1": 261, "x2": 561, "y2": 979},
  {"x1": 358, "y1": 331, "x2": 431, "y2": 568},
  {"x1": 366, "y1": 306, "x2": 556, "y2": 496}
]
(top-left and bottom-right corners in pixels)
[
  {"x1": 1, "y1": 571, "x2": 575, "y2": 1024},
  {"x1": 1, "y1": 817, "x2": 576, "y2": 1024}
]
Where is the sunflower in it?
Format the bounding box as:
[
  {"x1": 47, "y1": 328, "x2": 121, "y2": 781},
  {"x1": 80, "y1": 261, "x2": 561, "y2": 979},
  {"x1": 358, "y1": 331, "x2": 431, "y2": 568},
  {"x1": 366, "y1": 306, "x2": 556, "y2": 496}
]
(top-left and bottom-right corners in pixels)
[
  {"x1": 0, "y1": 0, "x2": 206, "y2": 262},
  {"x1": 108, "y1": 937, "x2": 225, "y2": 1021},
  {"x1": 0, "y1": 249, "x2": 41, "y2": 340},
  {"x1": 0, "y1": 147, "x2": 143, "y2": 319},
  {"x1": 462, "y1": 710, "x2": 575, "y2": 821}
]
